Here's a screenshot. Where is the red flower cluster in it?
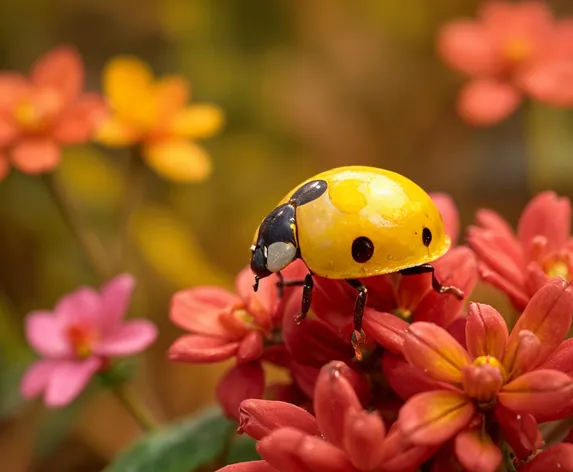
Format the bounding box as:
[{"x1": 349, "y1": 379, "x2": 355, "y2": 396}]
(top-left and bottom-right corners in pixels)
[
  {"x1": 168, "y1": 193, "x2": 573, "y2": 471},
  {"x1": 438, "y1": 1, "x2": 573, "y2": 125}
]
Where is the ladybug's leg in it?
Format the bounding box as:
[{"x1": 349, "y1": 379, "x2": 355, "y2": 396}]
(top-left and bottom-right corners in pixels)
[
  {"x1": 345, "y1": 279, "x2": 368, "y2": 361},
  {"x1": 293, "y1": 273, "x2": 314, "y2": 323},
  {"x1": 275, "y1": 271, "x2": 306, "y2": 298},
  {"x1": 400, "y1": 264, "x2": 464, "y2": 300}
]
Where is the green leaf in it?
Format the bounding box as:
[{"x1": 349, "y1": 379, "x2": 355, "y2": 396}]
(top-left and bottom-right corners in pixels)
[
  {"x1": 227, "y1": 434, "x2": 260, "y2": 464},
  {"x1": 104, "y1": 407, "x2": 235, "y2": 472}
]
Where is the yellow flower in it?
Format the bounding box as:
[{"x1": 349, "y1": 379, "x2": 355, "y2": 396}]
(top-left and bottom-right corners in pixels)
[{"x1": 96, "y1": 56, "x2": 223, "y2": 182}]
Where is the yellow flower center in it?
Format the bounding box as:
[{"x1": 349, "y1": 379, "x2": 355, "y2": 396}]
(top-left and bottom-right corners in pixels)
[
  {"x1": 472, "y1": 355, "x2": 507, "y2": 383},
  {"x1": 544, "y1": 259, "x2": 571, "y2": 280},
  {"x1": 503, "y1": 38, "x2": 532, "y2": 63},
  {"x1": 233, "y1": 308, "x2": 257, "y2": 329},
  {"x1": 14, "y1": 101, "x2": 46, "y2": 132},
  {"x1": 394, "y1": 307, "x2": 412, "y2": 320},
  {"x1": 66, "y1": 325, "x2": 96, "y2": 359}
]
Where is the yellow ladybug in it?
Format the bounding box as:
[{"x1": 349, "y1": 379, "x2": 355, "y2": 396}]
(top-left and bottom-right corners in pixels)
[{"x1": 250, "y1": 166, "x2": 463, "y2": 358}]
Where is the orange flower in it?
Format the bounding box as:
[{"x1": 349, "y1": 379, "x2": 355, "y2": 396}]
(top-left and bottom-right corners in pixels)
[
  {"x1": 0, "y1": 46, "x2": 106, "y2": 180},
  {"x1": 96, "y1": 57, "x2": 224, "y2": 182}
]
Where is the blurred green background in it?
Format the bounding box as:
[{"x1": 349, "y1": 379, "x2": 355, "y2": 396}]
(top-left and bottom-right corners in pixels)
[{"x1": 1, "y1": 0, "x2": 573, "y2": 470}]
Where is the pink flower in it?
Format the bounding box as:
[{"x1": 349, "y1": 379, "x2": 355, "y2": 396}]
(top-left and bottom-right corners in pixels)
[
  {"x1": 396, "y1": 278, "x2": 573, "y2": 471},
  {"x1": 20, "y1": 274, "x2": 157, "y2": 407},
  {"x1": 0, "y1": 45, "x2": 106, "y2": 180},
  {"x1": 219, "y1": 361, "x2": 435, "y2": 472},
  {"x1": 468, "y1": 191, "x2": 573, "y2": 310},
  {"x1": 438, "y1": 1, "x2": 573, "y2": 125}
]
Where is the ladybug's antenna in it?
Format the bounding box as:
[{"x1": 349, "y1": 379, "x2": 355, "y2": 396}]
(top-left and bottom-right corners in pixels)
[{"x1": 253, "y1": 275, "x2": 260, "y2": 292}]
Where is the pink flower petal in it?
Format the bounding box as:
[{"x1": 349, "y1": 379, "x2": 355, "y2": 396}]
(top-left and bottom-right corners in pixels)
[
  {"x1": 494, "y1": 405, "x2": 540, "y2": 461},
  {"x1": 44, "y1": 357, "x2": 101, "y2": 407},
  {"x1": 498, "y1": 369, "x2": 573, "y2": 417},
  {"x1": 454, "y1": 428, "x2": 502, "y2": 472},
  {"x1": 437, "y1": 20, "x2": 502, "y2": 76},
  {"x1": 541, "y1": 337, "x2": 573, "y2": 375},
  {"x1": 466, "y1": 302, "x2": 508, "y2": 360},
  {"x1": 99, "y1": 273, "x2": 135, "y2": 331},
  {"x1": 53, "y1": 93, "x2": 107, "y2": 144},
  {"x1": 504, "y1": 278, "x2": 573, "y2": 372},
  {"x1": 55, "y1": 287, "x2": 102, "y2": 327},
  {"x1": 94, "y1": 320, "x2": 157, "y2": 356},
  {"x1": 237, "y1": 331, "x2": 264, "y2": 364},
  {"x1": 216, "y1": 363, "x2": 265, "y2": 420},
  {"x1": 457, "y1": 79, "x2": 521, "y2": 126},
  {"x1": 20, "y1": 359, "x2": 60, "y2": 399},
  {"x1": 343, "y1": 409, "x2": 387, "y2": 470},
  {"x1": 238, "y1": 399, "x2": 319, "y2": 440},
  {"x1": 517, "y1": 192, "x2": 572, "y2": 259},
  {"x1": 398, "y1": 389, "x2": 475, "y2": 446},
  {"x1": 31, "y1": 46, "x2": 83, "y2": 104},
  {"x1": 11, "y1": 138, "x2": 61, "y2": 174},
  {"x1": 258, "y1": 427, "x2": 355, "y2": 472},
  {"x1": 25, "y1": 311, "x2": 70, "y2": 357},
  {"x1": 167, "y1": 334, "x2": 239, "y2": 363},
  {"x1": 475, "y1": 209, "x2": 518, "y2": 242},
  {"x1": 521, "y1": 444, "x2": 573, "y2": 472},
  {"x1": 477, "y1": 262, "x2": 530, "y2": 311},
  {"x1": 170, "y1": 287, "x2": 242, "y2": 339},
  {"x1": 0, "y1": 115, "x2": 18, "y2": 147},
  {"x1": 236, "y1": 267, "x2": 278, "y2": 331},
  {"x1": 431, "y1": 192, "x2": 460, "y2": 245}
]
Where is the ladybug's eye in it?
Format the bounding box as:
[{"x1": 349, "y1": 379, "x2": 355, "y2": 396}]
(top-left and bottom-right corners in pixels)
[
  {"x1": 422, "y1": 227, "x2": 432, "y2": 247},
  {"x1": 352, "y1": 236, "x2": 374, "y2": 263}
]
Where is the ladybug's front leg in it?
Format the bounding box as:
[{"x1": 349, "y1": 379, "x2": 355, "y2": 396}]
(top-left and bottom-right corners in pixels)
[{"x1": 346, "y1": 279, "x2": 368, "y2": 361}]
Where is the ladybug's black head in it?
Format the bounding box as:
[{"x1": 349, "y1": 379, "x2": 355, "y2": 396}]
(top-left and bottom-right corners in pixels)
[{"x1": 250, "y1": 203, "x2": 298, "y2": 291}]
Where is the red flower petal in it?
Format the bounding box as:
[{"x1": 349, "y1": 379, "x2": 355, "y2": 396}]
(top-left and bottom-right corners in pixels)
[
  {"x1": 457, "y1": 79, "x2": 521, "y2": 126},
  {"x1": 362, "y1": 274, "x2": 397, "y2": 313},
  {"x1": 494, "y1": 405, "x2": 540, "y2": 461},
  {"x1": 398, "y1": 390, "x2": 475, "y2": 446},
  {"x1": 283, "y1": 296, "x2": 353, "y2": 366},
  {"x1": 520, "y1": 59, "x2": 573, "y2": 107},
  {"x1": 290, "y1": 362, "x2": 320, "y2": 399},
  {"x1": 216, "y1": 461, "x2": 278, "y2": 472},
  {"x1": 52, "y1": 93, "x2": 107, "y2": 144},
  {"x1": 454, "y1": 429, "x2": 502, "y2": 472},
  {"x1": 474, "y1": 209, "x2": 518, "y2": 243},
  {"x1": 518, "y1": 192, "x2": 572, "y2": 259},
  {"x1": 477, "y1": 262, "x2": 530, "y2": 310},
  {"x1": 466, "y1": 302, "x2": 508, "y2": 360},
  {"x1": 525, "y1": 262, "x2": 550, "y2": 297},
  {"x1": 413, "y1": 247, "x2": 478, "y2": 328},
  {"x1": 237, "y1": 331, "x2": 264, "y2": 364},
  {"x1": 362, "y1": 309, "x2": 408, "y2": 354},
  {"x1": 541, "y1": 337, "x2": 573, "y2": 375},
  {"x1": 431, "y1": 192, "x2": 460, "y2": 245},
  {"x1": 167, "y1": 335, "x2": 239, "y2": 363},
  {"x1": 216, "y1": 363, "x2": 265, "y2": 420},
  {"x1": 11, "y1": 138, "x2": 60, "y2": 174},
  {"x1": 504, "y1": 278, "x2": 573, "y2": 372},
  {"x1": 238, "y1": 399, "x2": 319, "y2": 440},
  {"x1": 236, "y1": 267, "x2": 278, "y2": 331},
  {"x1": 258, "y1": 428, "x2": 355, "y2": 472},
  {"x1": 31, "y1": 46, "x2": 83, "y2": 104},
  {"x1": 313, "y1": 361, "x2": 363, "y2": 448},
  {"x1": 507, "y1": 330, "x2": 542, "y2": 379},
  {"x1": 382, "y1": 352, "x2": 444, "y2": 400},
  {"x1": 170, "y1": 287, "x2": 242, "y2": 339},
  {"x1": 521, "y1": 444, "x2": 573, "y2": 472},
  {"x1": 437, "y1": 21, "x2": 501, "y2": 76},
  {"x1": 403, "y1": 322, "x2": 471, "y2": 384},
  {"x1": 343, "y1": 409, "x2": 386, "y2": 470},
  {"x1": 498, "y1": 369, "x2": 573, "y2": 417},
  {"x1": 379, "y1": 424, "x2": 437, "y2": 471}
]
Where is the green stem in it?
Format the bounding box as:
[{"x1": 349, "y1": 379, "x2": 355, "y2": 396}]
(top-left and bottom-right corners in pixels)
[
  {"x1": 501, "y1": 440, "x2": 517, "y2": 472},
  {"x1": 544, "y1": 417, "x2": 573, "y2": 445},
  {"x1": 116, "y1": 146, "x2": 145, "y2": 270},
  {"x1": 111, "y1": 382, "x2": 157, "y2": 432},
  {"x1": 42, "y1": 172, "x2": 114, "y2": 282}
]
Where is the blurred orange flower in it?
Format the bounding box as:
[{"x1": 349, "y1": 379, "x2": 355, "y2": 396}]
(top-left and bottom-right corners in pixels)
[
  {"x1": 96, "y1": 57, "x2": 224, "y2": 182},
  {"x1": 438, "y1": 1, "x2": 573, "y2": 126},
  {"x1": 0, "y1": 46, "x2": 106, "y2": 180}
]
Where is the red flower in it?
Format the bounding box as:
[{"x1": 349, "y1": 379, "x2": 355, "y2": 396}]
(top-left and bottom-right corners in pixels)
[
  {"x1": 397, "y1": 278, "x2": 573, "y2": 471},
  {"x1": 0, "y1": 46, "x2": 106, "y2": 179},
  {"x1": 468, "y1": 191, "x2": 573, "y2": 310},
  {"x1": 168, "y1": 265, "x2": 299, "y2": 418},
  {"x1": 218, "y1": 361, "x2": 435, "y2": 472},
  {"x1": 521, "y1": 444, "x2": 573, "y2": 471},
  {"x1": 437, "y1": 1, "x2": 573, "y2": 125}
]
